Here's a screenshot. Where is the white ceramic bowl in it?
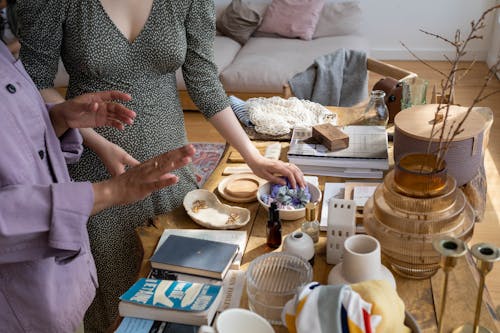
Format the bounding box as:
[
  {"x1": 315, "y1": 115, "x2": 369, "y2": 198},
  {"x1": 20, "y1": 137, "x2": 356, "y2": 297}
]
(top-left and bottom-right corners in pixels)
[{"x1": 257, "y1": 181, "x2": 322, "y2": 220}]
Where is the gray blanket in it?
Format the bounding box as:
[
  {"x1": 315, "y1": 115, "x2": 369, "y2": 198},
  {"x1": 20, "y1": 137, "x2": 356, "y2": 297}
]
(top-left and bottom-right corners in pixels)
[{"x1": 289, "y1": 48, "x2": 368, "y2": 107}]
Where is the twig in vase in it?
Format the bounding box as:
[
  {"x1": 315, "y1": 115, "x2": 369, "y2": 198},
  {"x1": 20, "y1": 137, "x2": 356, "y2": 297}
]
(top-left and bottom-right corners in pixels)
[{"x1": 401, "y1": 4, "x2": 500, "y2": 171}]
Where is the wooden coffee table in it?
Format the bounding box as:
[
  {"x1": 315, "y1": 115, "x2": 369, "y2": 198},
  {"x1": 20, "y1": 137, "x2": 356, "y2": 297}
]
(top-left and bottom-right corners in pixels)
[{"x1": 136, "y1": 142, "x2": 499, "y2": 333}]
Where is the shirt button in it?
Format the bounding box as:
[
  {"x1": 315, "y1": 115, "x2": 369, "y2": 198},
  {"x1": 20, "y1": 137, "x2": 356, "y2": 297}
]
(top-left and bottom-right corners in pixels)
[
  {"x1": 6, "y1": 84, "x2": 16, "y2": 94},
  {"x1": 38, "y1": 150, "x2": 45, "y2": 160}
]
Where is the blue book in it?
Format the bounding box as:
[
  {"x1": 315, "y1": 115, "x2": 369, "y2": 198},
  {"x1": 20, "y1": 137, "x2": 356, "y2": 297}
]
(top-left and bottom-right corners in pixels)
[
  {"x1": 118, "y1": 278, "x2": 222, "y2": 326},
  {"x1": 115, "y1": 317, "x2": 198, "y2": 333},
  {"x1": 150, "y1": 235, "x2": 239, "y2": 280}
]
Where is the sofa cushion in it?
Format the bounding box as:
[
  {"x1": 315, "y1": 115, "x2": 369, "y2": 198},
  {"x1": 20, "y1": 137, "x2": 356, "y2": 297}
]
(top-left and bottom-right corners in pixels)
[
  {"x1": 257, "y1": 0, "x2": 325, "y2": 40},
  {"x1": 176, "y1": 36, "x2": 241, "y2": 90},
  {"x1": 216, "y1": 0, "x2": 262, "y2": 45},
  {"x1": 219, "y1": 35, "x2": 369, "y2": 93},
  {"x1": 313, "y1": 1, "x2": 362, "y2": 38}
]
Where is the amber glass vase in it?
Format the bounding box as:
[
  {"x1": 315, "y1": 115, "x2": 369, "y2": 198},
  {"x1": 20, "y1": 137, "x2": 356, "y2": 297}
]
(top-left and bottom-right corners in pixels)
[{"x1": 363, "y1": 153, "x2": 475, "y2": 279}]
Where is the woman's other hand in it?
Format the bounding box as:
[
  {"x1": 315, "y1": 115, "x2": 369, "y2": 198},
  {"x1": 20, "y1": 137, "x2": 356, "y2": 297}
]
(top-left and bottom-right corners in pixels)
[
  {"x1": 49, "y1": 90, "x2": 135, "y2": 136},
  {"x1": 99, "y1": 141, "x2": 140, "y2": 177},
  {"x1": 91, "y1": 144, "x2": 196, "y2": 214}
]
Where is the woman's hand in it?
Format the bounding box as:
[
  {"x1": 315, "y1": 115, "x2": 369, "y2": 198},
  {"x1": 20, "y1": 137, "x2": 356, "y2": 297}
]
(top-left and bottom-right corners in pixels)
[
  {"x1": 98, "y1": 141, "x2": 140, "y2": 177},
  {"x1": 91, "y1": 144, "x2": 196, "y2": 214},
  {"x1": 49, "y1": 91, "x2": 135, "y2": 136},
  {"x1": 247, "y1": 154, "x2": 306, "y2": 189}
]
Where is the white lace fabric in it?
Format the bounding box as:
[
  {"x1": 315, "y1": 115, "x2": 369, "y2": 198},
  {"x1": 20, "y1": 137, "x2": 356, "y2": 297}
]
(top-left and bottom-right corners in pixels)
[{"x1": 247, "y1": 97, "x2": 337, "y2": 136}]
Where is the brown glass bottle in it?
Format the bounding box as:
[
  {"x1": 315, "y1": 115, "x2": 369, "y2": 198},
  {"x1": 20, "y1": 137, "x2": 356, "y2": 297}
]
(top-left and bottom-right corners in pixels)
[{"x1": 266, "y1": 202, "x2": 282, "y2": 248}]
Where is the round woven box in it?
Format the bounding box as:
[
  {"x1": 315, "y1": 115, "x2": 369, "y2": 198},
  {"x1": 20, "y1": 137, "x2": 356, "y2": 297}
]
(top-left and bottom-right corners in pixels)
[{"x1": 393, "y1": 104, "x2": 491, "y2": 186}]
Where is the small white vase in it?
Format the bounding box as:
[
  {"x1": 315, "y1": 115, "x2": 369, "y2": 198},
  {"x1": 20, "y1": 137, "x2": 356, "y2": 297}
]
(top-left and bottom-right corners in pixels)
[
  {"x1": 282, "y1": 231, "x2": 315, "y2": 262},
  {"x1": 328, "y1": 234, "x2": 396, "y2": 288}
]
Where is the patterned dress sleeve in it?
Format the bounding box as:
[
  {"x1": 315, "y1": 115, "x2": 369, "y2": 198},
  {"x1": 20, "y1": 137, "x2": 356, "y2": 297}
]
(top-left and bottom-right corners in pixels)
[
  {"x1": 17, "y1": 0, "x2": 68, "y2": 89},
  {"x1": 182, "y1": 0, "x2": 230, "y2": 118}
]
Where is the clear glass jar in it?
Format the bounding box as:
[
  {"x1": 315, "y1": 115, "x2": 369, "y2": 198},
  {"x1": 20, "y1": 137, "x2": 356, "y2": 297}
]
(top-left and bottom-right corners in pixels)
[{"x1": 362, "y1": 90, "x2": 389, "y2": 126}]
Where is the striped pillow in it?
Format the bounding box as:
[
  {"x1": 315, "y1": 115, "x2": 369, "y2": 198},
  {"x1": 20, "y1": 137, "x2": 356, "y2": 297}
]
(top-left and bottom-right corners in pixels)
[{"x1": 229, "y1": 95, "x2": 253, "y2": 126}]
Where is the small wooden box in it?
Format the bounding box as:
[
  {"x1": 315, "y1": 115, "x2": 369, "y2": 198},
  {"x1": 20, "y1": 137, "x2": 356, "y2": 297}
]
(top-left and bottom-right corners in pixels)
[{"x1": 312, "y1": 123, "x2": 349, "y2": 151}]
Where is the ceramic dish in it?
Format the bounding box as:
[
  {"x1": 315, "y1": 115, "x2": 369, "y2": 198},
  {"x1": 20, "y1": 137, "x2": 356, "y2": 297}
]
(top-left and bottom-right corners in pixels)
[
  {"x1": 218, "y1": 173, "x2": 266, "y2": 203},
  {"x1": 257, "y1": 181, "x2": 322, "y2": 220},
  {"x1": 183, "y1": 189, "x2": 251, "y2": 229}
]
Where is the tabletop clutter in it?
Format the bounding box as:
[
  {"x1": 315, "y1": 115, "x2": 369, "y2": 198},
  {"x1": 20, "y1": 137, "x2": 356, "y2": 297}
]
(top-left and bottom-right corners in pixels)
[{"x1": 115, "y1": 98, "x2": 498, "y2": 333}]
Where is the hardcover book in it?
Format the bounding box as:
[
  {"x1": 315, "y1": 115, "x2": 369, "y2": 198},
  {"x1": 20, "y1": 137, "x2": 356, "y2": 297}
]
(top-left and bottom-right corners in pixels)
[
  {"x1": 118, "y1": 278, "x2": 222, "y2": 326},
  {"x1": 150, "y1": 235, "x2": 239, "y2": 280},
  {"x1": 153, "y1": 229, "x2": 247, "y2": 270},
  {"x1": 115, "y1": 317, "x2": 198, "y2": 333}
]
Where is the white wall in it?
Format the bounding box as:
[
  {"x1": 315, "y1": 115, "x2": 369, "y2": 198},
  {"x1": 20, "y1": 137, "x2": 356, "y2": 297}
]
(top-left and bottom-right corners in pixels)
[
  {"x1": 486, "y1": 8, "x2": 500, "y2": 78},
  {"x1": 361, "y1": 0, "x2": 499, "y2": 61}
]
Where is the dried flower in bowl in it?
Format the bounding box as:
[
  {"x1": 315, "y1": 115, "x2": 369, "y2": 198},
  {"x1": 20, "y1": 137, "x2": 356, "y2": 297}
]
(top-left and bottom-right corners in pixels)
[{"x1": 261, "y1": 177, "x2": 311, "y2": 210}]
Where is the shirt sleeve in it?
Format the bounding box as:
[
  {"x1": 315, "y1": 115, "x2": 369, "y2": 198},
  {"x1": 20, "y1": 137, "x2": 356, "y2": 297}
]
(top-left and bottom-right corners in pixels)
[
  {"x1": 182, "y1": 0, "x2": 230, "y2": 118},
  {"x1": 0, "y1": 181, "x2": 94, "y2": 264},
  {"x1": 17, "y1": 0, "x2": 67, "y2": 89}
]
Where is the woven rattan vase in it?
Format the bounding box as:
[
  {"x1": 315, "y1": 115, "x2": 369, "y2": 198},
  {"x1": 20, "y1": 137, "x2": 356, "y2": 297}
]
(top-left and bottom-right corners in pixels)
[{"x1": 363, "y1": 153, "x2": 475, "y2": 279}]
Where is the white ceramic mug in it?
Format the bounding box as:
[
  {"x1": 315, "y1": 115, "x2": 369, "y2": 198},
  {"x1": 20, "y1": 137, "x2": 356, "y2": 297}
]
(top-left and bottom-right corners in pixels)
[{"x1": 198, "y1": 308, "x2": 275, "y2": 333}]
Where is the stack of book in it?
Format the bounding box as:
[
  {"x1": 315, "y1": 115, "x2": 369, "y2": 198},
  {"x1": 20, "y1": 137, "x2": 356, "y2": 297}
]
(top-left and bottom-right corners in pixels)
[
  {"x1": 287, "y1": 125, "x2": 389, "y2": 179},
  {"x1": 117, "y1": 230, "x2": 247, "y2": 328}
]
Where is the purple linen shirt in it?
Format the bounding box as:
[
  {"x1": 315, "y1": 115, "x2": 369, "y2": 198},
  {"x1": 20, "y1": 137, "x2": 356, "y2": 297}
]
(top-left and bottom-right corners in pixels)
[{"x1": 0, "y1": 43, "x2": 97, "y2": 332}]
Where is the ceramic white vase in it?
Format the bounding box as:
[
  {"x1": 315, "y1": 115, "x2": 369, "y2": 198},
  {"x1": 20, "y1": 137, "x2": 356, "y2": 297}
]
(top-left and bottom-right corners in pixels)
[
  {"x1": 328, "y1": 234, "x2": 396, "y2": 288},
  {"x1": 282, "y1": 231, "x2": 315, "y2": 262}
]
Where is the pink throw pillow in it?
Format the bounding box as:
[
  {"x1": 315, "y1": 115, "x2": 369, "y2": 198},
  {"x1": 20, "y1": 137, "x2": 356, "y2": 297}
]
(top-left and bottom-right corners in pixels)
[{"x1": 257, "y1": 0, "x2": 326, "y2": 41}]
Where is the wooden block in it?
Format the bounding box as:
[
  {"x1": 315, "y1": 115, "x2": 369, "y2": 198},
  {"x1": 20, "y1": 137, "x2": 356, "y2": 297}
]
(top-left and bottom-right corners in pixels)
[{"x1": 312, "y1": 123, "x2": 349, "y2": 151}]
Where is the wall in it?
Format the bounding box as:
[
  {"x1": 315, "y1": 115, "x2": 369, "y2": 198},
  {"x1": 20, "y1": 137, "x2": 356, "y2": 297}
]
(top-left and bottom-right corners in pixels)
[
  {"x1": 361, "y1": 0, "x2": 499, "y2": 61},
  {"x1": 486, "y1": 8, "x2": 500, "y2": 78}
]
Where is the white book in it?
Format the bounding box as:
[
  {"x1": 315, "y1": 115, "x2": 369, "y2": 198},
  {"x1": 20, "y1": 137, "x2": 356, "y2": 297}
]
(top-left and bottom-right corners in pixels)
[
  {"x1": 154, "y1": 229, "x2": 247, "y2": 270},
  {"x1": 287, "y1": 126, "x2": 389, "y2": 170},
  {"x1": 292, "y1": 164, "x2": 384, "y2": 179}
]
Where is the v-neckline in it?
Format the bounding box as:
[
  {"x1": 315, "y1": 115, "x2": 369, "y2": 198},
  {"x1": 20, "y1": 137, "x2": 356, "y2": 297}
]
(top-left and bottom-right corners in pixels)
[{"x1": 96, "y1": 0, "x2": 156, "y2": 46}]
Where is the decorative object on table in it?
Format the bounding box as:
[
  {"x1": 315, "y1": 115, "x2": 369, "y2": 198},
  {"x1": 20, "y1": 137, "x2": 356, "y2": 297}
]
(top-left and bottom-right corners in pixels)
[
  {"x1": 359, "y1": 90, "x2": 389, "y2": 126},
  {"x1": 198, "y1": 308, "x2": 274, "y2": 333},
  {"x1": 363, "y1": 153, "x2": 475, "y2": 279},
  {"x1": 150, "y1": 235, "x2": 239, "y2": 280},
  {"x1": 263, "y1": 142, "x2": 282, "y2": 160},
  {"x1": 328, "y1": 234, "x2": 396, "y2": 288},
  {"x1": 372, "y1": 76, "x2": 403, "y2": 123},
  {"x1": 217, "y1": 173, "x2": 265, "y2": 203},
  {"x1": 246, "y1": 96, "x2": 336, "y2": 136},
  {"x1": 432, "y1": 237, "x2": 468, "y2": 333},
  {"x1": 257, "y1": 179, "x2": 322, "y2": 220},
  {"x1": 118, "y1": 278, "x2": 223, "y2": 326},
  {"x1": 452, "y1": 243, "x2": 500, "y2": 333},
  {"x1": 191, "y1": 143, "x2": 226, "y2": 187},
  {"x1": 153, "y1": 229, "x2": 247, "y2": 270},
  {"x1": 266, "y1": 202, "x2": 282, "y2": 249},
  {"x1": 400, "y1": 76, "x2": 428, "y2": 110},
  {"x1": 282, "y1": 280, "x2": 414, "y2": 333},
  {"x1": 301, "y1": 202, "x2": 320, "y2": 243},
  {"x1": 183, "y1": 189, "x2": 251, "y2": 229},
  {"x1": 282, "y1": 231, "x2": 315, "y2": 265},
  {"x1": 326, "y1": 198, "x2": 356, "y2": 265},
  {"x1": 311, "y1": 123, "x2": 349, "y2": 151},
  {"x1": 246, "y1": 252, "x2": 313, "y2": 325},
  {"x1": 287, "y1": 125, "x2": 388, "y2": 178},
  {"x1": 394, "y1": 105, "x2": 491, "y2": 187}
]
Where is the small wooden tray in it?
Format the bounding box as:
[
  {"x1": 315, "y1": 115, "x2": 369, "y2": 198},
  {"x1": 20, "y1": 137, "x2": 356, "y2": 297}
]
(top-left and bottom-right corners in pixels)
[{"x1": 218, "y1": 174, "x2": 266, "y2": 203}]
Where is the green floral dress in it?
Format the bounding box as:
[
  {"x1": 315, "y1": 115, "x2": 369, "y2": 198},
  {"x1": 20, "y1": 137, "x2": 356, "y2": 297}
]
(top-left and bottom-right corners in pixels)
[{"x1": 18, "y1": 0, "x2": 229, "y2": 331}]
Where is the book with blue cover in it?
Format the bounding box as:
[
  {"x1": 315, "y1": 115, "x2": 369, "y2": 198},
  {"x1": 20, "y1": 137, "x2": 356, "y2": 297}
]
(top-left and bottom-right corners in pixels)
[
  {"x1": 150, "y1": 235, "x2": 239, "y2": 280},
  {"x1": 118, "y1": 278, "x2": 223, "y2": 326},
  {"x1": 115, "y1": 317, "x2": 199, "y2": 333}
]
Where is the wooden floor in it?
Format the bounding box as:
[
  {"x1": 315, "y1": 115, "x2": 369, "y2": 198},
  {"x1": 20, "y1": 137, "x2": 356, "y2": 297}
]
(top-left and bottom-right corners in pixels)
[{"x1": 184, "y1": 61, "x2": 500, "y2": 310}]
